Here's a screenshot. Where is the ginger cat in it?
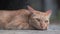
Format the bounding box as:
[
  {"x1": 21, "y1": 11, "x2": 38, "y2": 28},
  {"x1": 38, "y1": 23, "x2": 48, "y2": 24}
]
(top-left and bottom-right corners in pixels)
[
  {"x1": 28, "y1": 6, "x2": 52, "y2": 30},
  {"x1": 0, "y1": 6, "x2": 52, "y2": 30}
]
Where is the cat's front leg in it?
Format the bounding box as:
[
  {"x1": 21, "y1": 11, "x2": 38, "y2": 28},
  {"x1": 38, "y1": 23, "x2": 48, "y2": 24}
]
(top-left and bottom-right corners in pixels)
[
  {"x1": 5, "y1": 22, "x2": 33, "y2": 30},
  {"x1": 5, "y1": 15, "x2": 34, "y2": 30}
]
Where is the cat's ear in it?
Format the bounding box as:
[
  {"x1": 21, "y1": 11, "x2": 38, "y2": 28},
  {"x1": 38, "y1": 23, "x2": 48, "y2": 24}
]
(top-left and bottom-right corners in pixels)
[
  {"x1": 27, "y1": 5, "x2": 35, "y2": 11},
  {"x1": 45, "y1": 9, "x2": 52, "y2": 18}
]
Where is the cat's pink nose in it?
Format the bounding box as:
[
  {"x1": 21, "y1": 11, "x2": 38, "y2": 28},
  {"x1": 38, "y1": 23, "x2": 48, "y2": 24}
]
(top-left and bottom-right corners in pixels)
[
  {"x1": 40, "y1": 24, "x2": 44, "y2": 27},
  {"x1": 41, "y1": 25, "x2": 43, "y2": 28},
  {"x1": 40, "y1": 24, "x2": 47, "y2": 30},
  {"x1": 40, "y1": 24, "x2": 46, "y2": 29}
]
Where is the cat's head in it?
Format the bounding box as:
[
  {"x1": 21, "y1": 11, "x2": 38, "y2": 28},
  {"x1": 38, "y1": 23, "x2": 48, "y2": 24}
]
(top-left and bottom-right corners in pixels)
[{"x1": 27, "y1": 6, "x2": 52, "y2": 30}]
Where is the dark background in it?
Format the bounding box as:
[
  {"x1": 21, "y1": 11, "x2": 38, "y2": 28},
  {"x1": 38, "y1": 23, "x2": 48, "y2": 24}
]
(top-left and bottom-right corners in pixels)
[
  {"x1": 0, "y1": 0, "x2": 60, "y2": 20},
  {"x1": 0, "y1": 0, "x2": 27, "y2": 10}
]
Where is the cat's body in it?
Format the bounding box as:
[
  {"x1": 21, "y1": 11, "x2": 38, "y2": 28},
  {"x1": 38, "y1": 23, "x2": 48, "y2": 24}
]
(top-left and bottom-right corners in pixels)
[
  {"x1": 0, "y1": 6, "x2": 52, "y2": 30},
  {"x1": 0, "y1": 9, "x2": 35, "y2": 30}
]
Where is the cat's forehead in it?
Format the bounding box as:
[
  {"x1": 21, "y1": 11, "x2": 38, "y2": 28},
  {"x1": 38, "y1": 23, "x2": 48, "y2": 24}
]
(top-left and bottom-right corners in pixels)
[
  {"x1": 33, "y1": 11, "x2": 46, "y2": 16},
  {"x1": 39, "y1": 14, "x2": 49, "y2": 20},
  {"x1": 32, "y1": 11, "x2": 49, "y2": 19}
]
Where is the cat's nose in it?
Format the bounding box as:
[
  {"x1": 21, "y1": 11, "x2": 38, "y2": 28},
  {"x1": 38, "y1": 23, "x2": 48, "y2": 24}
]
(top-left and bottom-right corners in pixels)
[
  {"x1": 40, "y1": 24, "x2": 47, "y2": 30},
  {"x1": 41, "y1": 25, "x2": 44, "y2": 29},
  {"x1": 40, "y1": 23, "x2": 45, "y2": 28},
  {"x1": 40, "y1": 23, "x2": 44, "y2": 27}
]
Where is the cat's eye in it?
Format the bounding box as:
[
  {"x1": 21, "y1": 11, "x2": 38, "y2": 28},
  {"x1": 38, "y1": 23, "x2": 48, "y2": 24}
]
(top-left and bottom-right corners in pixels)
[
  {"x1": 45, "y1": 20, "x2": 48, "y2": 23},
  {"x1": 36, "y1": 18, "x2": 40, "y2": 21}
]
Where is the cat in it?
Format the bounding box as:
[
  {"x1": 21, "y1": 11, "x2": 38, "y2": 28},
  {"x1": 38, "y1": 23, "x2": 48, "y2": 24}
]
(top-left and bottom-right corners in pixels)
[
  {"x1": 28, "y1": 6, "x2": 52, "y2": 30},
  {"x1": 0, "y1": 6, "x2": 52, "y2": 30}
]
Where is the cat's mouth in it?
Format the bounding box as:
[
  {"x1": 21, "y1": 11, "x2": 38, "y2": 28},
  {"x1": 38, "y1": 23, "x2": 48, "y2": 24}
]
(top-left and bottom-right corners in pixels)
[
  {"x1": 34, "y1": 26, "x2": 47, "y2": 30},
  {"x1": 33, "y1": 26, "x2": 47, "y2": 30}
]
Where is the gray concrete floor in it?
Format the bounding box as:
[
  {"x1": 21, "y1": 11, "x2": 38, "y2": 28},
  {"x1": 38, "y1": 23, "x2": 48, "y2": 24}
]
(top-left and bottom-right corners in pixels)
[
  {"x1": 48, "y1": 20, "x2": 60, "y2": 30},
  {"x1": 0, "y1": 30, "x2": 60, "y2": 34}
]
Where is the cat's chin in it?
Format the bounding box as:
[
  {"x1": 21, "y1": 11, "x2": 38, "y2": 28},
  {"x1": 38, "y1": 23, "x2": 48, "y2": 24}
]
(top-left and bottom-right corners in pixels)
[
  {"x1": 33, "y1": 27, "x2": 47, "y2": 30},
  {"x1": 35, "y1": 28, "x2": 47, "y2": 31}
]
